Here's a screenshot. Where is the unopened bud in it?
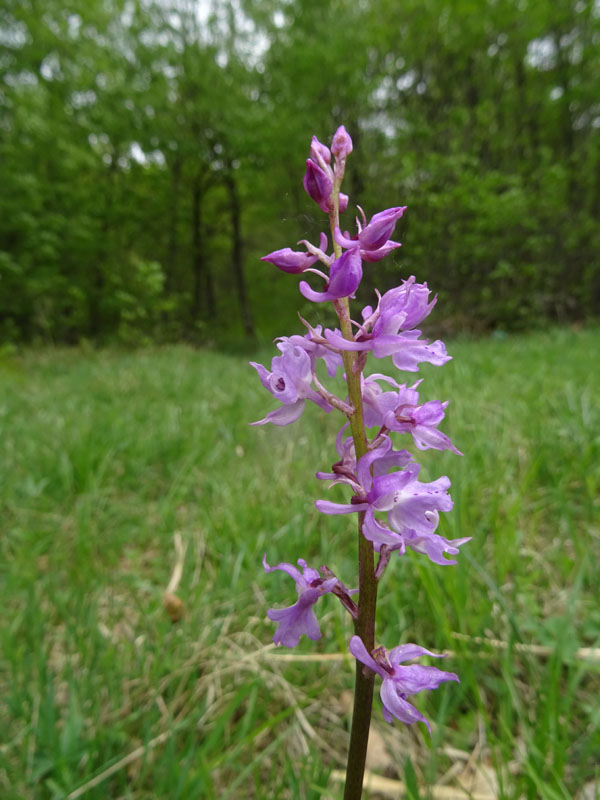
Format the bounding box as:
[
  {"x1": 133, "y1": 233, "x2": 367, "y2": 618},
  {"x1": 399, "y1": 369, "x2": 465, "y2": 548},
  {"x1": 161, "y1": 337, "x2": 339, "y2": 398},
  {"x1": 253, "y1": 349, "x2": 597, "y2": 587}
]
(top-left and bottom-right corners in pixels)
[{"x1": 331, "y1": 125, "x2": 353, "y2": 159}]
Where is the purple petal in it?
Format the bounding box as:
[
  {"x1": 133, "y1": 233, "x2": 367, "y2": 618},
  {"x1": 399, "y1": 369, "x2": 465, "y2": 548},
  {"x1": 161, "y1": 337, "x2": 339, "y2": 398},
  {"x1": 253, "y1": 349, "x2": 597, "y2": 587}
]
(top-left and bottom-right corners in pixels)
[
  {"x1": 250, "y1": 399, "x2": 306, "y2": 427},
  {"x1": 262, "y1": 554, "x2": 303, "y2": 584},
  {"x1": 310, "y1": 136, "x2": 331, "y2": 167},
  {"x1": 390, "y1": 337, "x2": 451, "y2": 372},
  {"x1": 392, "y1": 663, "x2": 459, "y2": 694},
  {"x1": 348, "y1": 635, "x2": 388, "y2": 679},
  {"x1": 268, "y1": 602, "x2": 322, "y2": 647},
  {"x1": 249, "y1": 361, "x2": 272, "y2": 392},
  {"x1": 411, "y1": 424, "x2": 463, "y2": 455},
  {"x1": 402, "y1": 530, "x2": 471, "y2": 565},
  {"x1": 333, "y1": 226, "x2": 358, "y2": 250},
  {"x1": 388, "y1": 643, "x2": 446, "y2": 664},
  {"x1": 324, "y1": 328, "x2": 372, "y2": 352},
  {"x1": 371, "y1": 448, "x2": 413, "y2": 477},
  {"x1": 299, "y1": 248, "x2": 363, "y2": 303},
  {"x1": 261, "y1": 248, "x2": 318, "y2": 274},
  {"x1": 359, "y1": 207, "x2": 406, "y2": 251},
  {"x1": 362, "y1": 508, "x2": 404, "y2": 549},
  {"x1": 361, "y1": 241, "x2": 402, "y2": 262},
  {"x1": 303, "y1": 159, "x2": 332, "y2": 213},
  {"x1": 380, "y1": 679, "x2": 431, "y2": 733},
  {"x1": 355, "y1": 438, "x2": 392, "y2": 489},
  {"x1": 315, "y1": 499, "x2": 367, "y2": 515}
]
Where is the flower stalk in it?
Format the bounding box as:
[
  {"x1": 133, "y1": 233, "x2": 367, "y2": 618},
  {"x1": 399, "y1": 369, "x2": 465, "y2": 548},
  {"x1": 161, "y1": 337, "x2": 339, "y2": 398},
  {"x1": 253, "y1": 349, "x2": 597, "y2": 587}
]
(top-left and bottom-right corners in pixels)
[{"x1": 253, "y1": 125, "x2": 468, "y2": 798}]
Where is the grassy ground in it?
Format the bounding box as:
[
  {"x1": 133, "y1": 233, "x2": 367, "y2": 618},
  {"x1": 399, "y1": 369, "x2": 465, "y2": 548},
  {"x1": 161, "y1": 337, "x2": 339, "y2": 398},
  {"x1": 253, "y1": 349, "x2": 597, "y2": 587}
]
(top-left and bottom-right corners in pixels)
[{"x1": 1, "y1": 327, "x2": 599, "y2": 799}]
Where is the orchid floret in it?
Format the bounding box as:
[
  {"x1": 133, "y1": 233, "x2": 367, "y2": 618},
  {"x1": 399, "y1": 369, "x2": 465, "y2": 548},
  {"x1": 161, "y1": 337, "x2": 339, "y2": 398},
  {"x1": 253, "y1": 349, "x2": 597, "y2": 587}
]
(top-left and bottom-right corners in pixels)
[
  {"x1": 349, "y1": 635, "x2": 459, "y2": 734},
  {"x1": 263, "y1": 556, "x2": 348, "y2": 647}
]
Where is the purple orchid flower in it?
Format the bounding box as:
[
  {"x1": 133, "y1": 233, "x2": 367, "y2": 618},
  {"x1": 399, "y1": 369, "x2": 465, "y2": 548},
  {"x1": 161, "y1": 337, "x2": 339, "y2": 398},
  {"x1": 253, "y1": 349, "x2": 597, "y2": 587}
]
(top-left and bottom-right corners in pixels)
[
  {"x1": 359, "y1": 454, "x2": 469, "y2": 565},
  {"x1": 316, "y1": 436, "x2": 467, "y2": 565},
  {"x1": 262, "y1": 232, "x2": 329, "y2": 274},
  {"x1": 349, "y1": 635, "x2": 459, "y2": 734},
  {"x1": 386, "y1": 384, "x2": 462, "y2": 454},
  {"x1": 282, "y1": 326, "x2": 343, "y2": 378},
  {"x1": 250, "y1": 340, "x2": 332, "y2": 426},
  {"x1": 323, "y1": 277, "x2": 450, "y2": 372},
  {"x1": 334, "y1": 206, "x2": 407, "y2": 257},
  {"x1": 361, "y1": 372, "x2": 401, "y2": 428},
  {"x1": 261, "y1": 247, "x2": 319, "y2": 274},
  {"x1": 263, "y1": 556, "x2": 339, "y2": 647},
  {"x1": 372, "y1": 277, "x2": 437, "y2": 331},
  {"x1": 299, "y1": 247, "x2": 363, "y2": 303},
  {"x1": 361, "y1": 503, "x2": 471, "y2": 566},
  {"x1": 315, "y1": 435, "x2": 412, "y2": 514},
  {"x1": 364, "y1": 463, "x2": 453, "y2": 537},
  {"x1": 362, "y1": 375, "x2": 462, "y2": 454},
  {"x1": 360, "y1": 240, "x2": 402, "y2": 262}
]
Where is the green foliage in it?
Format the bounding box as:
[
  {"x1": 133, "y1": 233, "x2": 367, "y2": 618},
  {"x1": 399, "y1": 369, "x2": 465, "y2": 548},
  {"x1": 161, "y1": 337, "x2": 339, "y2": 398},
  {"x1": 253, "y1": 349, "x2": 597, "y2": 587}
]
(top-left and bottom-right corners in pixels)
[
  {"x1": 1, "y1": 329, "x2": 599, "y2": 797},
  {"x1": 1, "y1": 0, "x2": 599, "y2": 343},
  {"x1": 105, "y1": 254, "x2": 166, "y2": 344}
]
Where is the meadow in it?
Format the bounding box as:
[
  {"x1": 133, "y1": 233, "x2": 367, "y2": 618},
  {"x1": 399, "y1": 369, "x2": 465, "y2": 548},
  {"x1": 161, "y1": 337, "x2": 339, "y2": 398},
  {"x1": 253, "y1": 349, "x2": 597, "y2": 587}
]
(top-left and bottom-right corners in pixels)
[{"x1": 1, "y1": 327, "x2": 599, "y2": 800}]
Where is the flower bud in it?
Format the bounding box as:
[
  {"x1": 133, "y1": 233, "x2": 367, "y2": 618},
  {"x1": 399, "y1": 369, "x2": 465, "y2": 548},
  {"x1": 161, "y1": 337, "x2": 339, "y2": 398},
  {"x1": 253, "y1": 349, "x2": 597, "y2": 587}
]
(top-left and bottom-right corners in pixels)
[
  {"x1": 303, "y1": 159, "x2": 333, "y2": 213},
  {"x1": 358, "y1": 207, "x2": 407, "y2": 251},
  {"x1": 331, "y1": 125, "x2": 353, "y2": 159},
  {"x1": 261, "y1": 247, "x2": 318, "y2": 274},
  {"x1": 310, "y1": 136, "x2": 331, "y2": 168}
]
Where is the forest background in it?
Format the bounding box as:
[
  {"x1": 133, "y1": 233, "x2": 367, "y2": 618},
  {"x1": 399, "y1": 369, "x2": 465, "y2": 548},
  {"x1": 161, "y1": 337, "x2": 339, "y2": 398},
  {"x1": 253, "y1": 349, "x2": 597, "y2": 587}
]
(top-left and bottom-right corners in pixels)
[{"x1": 2, "y1": 0, "x2": 600, "y2": 347}]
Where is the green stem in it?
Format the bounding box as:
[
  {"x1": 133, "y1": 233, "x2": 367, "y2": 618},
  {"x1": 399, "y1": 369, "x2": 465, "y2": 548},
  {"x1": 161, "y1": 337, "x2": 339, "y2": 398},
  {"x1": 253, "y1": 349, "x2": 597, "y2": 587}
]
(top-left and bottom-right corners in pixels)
[
  {"x1": 343, "y1": 510, "x2": 377, "y2": 800},
  {"x1": 329, "y1": 195, "x2": 378, "y2": 800}
]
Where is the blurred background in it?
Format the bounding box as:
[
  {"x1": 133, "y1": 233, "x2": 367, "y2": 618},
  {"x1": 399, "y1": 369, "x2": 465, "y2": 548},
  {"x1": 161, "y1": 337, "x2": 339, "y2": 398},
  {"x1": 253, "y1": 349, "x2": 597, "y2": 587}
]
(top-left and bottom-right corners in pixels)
[
  {"x1": 2, "y1": 2, "x2": 600, "y2": 800},
  {"x1": 2, "y1": 0, "x2": 599, "y2": 346}
]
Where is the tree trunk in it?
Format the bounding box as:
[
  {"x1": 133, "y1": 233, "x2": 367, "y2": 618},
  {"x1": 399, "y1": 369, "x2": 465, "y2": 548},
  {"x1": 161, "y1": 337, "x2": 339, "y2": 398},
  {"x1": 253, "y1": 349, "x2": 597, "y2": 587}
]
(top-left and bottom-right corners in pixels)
[
  {"x1": 167, "y1": 155, "x2": 182, "y2": 292},
  {"x1": 224, "y1": 165, "x2": 254, "y2": 339},
  {"x1": 89, "y1": 153, "x2": 117, "y2": 338},
  {"x1": 191, "y1": 175, "x2": 215, "y2": 322}
]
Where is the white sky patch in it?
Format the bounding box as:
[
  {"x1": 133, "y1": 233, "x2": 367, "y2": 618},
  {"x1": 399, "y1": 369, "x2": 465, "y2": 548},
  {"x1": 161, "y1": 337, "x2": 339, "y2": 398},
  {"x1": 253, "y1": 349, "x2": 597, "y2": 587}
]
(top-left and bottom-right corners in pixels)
[
  {"x1": 526, "y1": 36, "x2": 556, "y2": 70},
  {"x1": 396, "y1": 70, "x2": 416, "y2": 91},
  {"x1": 130, "y1": 141, "x2": 166, "y2": 166},
  {"x1": 139, "y1": 0, "x2": 269, "y2": 69},
  {"x1": 67, "y1": 14, "x2": 82, "y2": 38},
  {"x1": 371, "y1": 75, "x2": 395, "y2": 105},
  {"x1": 40, "y1": 54, "x2": 61, "y2": 80},
  {"x1": 4, "y1": 70, "x2": 38, "y2": 87},
  {"x1": 0, "y1": 20, "x2": 28, "y2": 48},
  {"x1": 70, "y1": 89, "x2": 97, "y2": 108},
  {"x1": 130, "y1": 142, "x2": 147, "y2": 164}
]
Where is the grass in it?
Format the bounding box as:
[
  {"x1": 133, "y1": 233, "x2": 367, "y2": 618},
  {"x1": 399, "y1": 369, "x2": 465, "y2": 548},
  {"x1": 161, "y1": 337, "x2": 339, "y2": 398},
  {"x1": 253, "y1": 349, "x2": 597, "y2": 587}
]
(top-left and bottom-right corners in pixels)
[{"x1": 0, "y1": 326, "x2": 599, "y2": 799}]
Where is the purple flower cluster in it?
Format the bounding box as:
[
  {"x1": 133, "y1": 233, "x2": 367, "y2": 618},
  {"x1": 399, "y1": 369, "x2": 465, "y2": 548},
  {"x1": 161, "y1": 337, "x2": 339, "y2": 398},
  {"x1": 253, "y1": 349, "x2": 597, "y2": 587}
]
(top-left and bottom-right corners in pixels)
[{"x1": 252, "y1": 126, "x2": 467, "y2": 736}]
